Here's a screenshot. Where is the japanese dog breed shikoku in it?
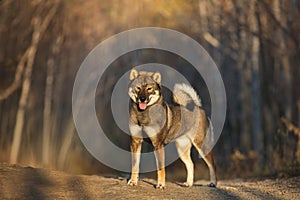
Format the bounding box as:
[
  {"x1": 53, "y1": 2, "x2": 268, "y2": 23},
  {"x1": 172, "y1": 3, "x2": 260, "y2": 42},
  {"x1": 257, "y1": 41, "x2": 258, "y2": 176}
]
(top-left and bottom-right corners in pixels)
[{"x1": 127, "y1": 68, "x2": 217, "y2": 189}]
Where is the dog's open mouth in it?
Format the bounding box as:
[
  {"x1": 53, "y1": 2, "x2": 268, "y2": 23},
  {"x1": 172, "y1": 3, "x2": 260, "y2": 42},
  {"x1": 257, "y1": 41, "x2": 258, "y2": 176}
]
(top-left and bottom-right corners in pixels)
[{"x1": 138, "y1": 102, "x2": 147, "y2": 110}]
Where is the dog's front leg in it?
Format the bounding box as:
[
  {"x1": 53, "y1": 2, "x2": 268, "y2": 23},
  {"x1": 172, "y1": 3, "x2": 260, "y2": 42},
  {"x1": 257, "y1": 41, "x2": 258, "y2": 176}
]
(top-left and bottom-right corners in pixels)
[
  {"x1": 128, "y1": 137, "x2": 142, "y2": 186},
  {"x1": 154, "y1": 145, "x2": 165, "y2": 189}
]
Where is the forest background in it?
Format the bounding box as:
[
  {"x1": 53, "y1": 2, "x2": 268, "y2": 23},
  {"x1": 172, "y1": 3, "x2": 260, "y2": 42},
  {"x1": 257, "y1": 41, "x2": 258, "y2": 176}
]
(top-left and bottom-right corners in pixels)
[{"x1": 1, "y1": 0, "x2": 300, "y2": 180}]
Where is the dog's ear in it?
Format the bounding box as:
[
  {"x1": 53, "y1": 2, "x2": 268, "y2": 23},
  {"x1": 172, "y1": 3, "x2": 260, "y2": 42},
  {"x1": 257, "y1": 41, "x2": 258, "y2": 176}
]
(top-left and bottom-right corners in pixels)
[
  {"x1": 129, "y1": 68, "x2": 139, "y2": 80},
  {"x1": 152, "y1": 72, "x2": 161, "y2": 84}
]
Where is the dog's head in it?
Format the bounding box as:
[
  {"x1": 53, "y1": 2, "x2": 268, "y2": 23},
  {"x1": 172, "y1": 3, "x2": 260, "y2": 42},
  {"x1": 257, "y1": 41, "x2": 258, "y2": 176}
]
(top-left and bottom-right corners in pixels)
[{"x1": 128, "y1": 68, "x2": 162, "y2": 111}]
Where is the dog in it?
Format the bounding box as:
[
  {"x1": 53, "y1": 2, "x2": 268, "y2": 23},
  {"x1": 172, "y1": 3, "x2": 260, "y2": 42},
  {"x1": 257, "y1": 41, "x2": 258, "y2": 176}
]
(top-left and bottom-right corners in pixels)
[{"x1": 127, "y1": 68, "x2": 217, "y2": 189}]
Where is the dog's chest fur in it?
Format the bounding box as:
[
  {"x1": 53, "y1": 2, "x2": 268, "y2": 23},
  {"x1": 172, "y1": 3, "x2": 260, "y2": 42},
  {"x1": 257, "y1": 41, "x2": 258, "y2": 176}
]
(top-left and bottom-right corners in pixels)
[{"x1": 130, "y1": 98, "x2": 183, "y2": 144}]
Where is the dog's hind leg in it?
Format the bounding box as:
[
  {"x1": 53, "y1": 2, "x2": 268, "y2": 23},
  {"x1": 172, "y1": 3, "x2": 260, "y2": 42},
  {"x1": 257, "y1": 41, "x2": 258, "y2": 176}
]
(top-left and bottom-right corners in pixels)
[
  {"x1": 175, "y1": 137, "x2": 194, "y2": 187},
  {"x1": 128, "y1": 137, "x2": 143, "y2": 186},
  {"x1": 202, "y1": 151, "x2": 217, "y2": 187},
  {"x1": 193, "y1": 143, "x2": 217, "y2": 187}
]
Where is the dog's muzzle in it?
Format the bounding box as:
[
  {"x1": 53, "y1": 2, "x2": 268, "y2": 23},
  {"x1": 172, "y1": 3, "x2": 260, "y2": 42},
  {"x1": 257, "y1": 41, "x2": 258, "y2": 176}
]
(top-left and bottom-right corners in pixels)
[{"x1": 138, "y1": 96, "x2": 147, "y2": 110}]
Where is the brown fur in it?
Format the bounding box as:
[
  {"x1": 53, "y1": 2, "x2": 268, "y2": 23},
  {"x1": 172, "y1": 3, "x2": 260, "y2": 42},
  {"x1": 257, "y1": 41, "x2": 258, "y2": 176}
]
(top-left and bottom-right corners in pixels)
[{"x1": 127, "y1": 68, "x2": 217, "y2": 189}]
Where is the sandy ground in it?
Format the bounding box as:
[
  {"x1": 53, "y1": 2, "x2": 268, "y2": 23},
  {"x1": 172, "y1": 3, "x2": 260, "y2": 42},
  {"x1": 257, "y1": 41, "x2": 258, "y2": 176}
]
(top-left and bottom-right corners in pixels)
[{"x1": 0, "y1": 164, "x2": 299, "y2": 200}]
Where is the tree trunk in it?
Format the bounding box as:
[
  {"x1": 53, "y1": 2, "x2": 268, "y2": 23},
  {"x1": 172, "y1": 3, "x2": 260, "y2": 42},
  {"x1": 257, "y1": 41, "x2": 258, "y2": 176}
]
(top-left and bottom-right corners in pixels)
[
  {"x1": 273, "y1": 0, "x2": 292, "y2": 119},
  {"x1": 42, "y1": 59, "x2": 54, "y2": 166},
  {"x1": 10, "y1": 36, "x2": 38, "y2": 164},
  {"x1": 250, "y1": 0, "x2": 262, "y2": 157},
  {"x1": 42, "y1": 34, "x2": 62, "y2": 167},
  {"x1": 57, "y1": 118, "x2": 75, "y2": 170}
]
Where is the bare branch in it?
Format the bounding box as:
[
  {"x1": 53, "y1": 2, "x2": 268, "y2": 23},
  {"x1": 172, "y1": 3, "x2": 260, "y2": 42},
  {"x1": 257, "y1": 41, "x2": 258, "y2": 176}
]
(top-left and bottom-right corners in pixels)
[
  {"x1": 203, "y1": 32, "x2": 220, "y2": 48},
  {"x1": 0, "y1": 3, "x2": 59, "y2": 101},
  {"x1": 0, "y1": 50, "x2": 28, "y2": 100},
  {"x1": 203, "y1": 32, "x2": 238, "y2": 60},
  {"x1": 281, "y1": 117, "x2": 300, "y2": 137}
]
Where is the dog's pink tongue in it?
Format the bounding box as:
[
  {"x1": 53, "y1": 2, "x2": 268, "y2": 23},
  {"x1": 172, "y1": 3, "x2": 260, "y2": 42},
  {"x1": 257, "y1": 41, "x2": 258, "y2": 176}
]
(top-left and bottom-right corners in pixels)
[{"x1": 139, "y1": 102, "x2": 147, "y2": 110}]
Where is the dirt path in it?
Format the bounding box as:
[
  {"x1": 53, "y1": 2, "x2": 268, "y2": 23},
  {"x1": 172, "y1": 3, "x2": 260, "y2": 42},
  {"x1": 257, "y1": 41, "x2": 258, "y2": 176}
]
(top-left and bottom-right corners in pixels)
[{"x1": 0, "y1": 164, "x2": 299, "y2": 200}]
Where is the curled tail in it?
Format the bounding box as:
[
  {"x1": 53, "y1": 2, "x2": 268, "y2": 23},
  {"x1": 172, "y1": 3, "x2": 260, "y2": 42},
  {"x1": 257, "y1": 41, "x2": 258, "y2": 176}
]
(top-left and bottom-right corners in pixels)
[{"x1": 173, "y1": 83, "x2": 202, "y2": 107}]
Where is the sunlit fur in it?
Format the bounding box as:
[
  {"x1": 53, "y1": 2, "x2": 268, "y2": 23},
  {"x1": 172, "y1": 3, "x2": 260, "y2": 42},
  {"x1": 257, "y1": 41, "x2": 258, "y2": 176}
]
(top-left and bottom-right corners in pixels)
[{"x1": 128, "y1": 68, "x2": 217, "y2": 189}]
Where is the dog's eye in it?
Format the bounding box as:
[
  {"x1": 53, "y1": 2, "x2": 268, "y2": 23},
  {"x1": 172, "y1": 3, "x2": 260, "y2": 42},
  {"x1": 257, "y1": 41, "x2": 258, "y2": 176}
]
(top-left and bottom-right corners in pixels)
[
  {"x1": 136, "y1": 87, "x2": 141, "y2": 91},
  {"x1": 147, "y1": 87, "x2": 153, "y2": 91}
]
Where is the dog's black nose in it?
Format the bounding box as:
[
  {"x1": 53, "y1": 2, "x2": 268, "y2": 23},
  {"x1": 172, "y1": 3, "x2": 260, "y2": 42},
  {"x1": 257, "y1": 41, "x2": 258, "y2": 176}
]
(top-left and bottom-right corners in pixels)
[{"x1": 140, "y1": 96, "x2": 146, "y2": 102}]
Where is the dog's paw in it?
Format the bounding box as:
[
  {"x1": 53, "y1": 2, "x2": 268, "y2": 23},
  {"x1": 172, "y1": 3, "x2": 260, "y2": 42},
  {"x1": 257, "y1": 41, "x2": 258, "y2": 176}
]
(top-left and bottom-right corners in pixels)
[
  {"x1": 182, "y1": 182, "x2": 193, "y2": 187},
  {"x1": 127, "y1": 179, "x2": 138, "y2": 186},
  {"x1": 155, "y1": 183, "x2": 165, "y2": 189},
  {"x1": 207, "y1": 182, "x2": 216, "y2": 187}
]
